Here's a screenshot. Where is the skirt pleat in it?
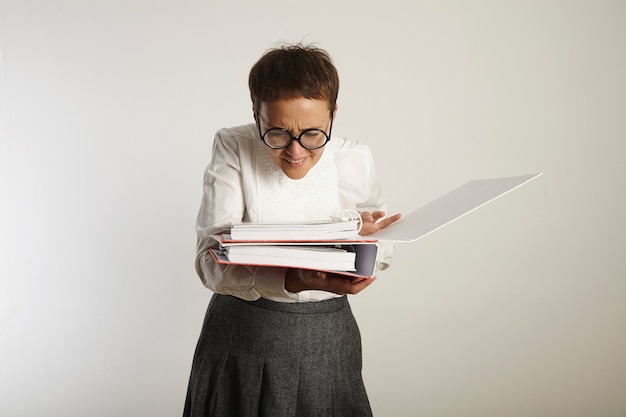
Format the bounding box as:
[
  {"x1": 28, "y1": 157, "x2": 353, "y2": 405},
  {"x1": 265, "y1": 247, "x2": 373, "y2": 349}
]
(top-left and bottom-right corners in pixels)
[{"x1": 183, "y1": 293, "x2": 372, "y2": 417}]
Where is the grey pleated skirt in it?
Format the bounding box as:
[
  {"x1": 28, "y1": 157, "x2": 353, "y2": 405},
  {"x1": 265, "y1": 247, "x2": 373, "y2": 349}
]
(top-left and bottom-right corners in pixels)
[{"x1": 183, "y1": 293, "x2": 372, "y2": 417}]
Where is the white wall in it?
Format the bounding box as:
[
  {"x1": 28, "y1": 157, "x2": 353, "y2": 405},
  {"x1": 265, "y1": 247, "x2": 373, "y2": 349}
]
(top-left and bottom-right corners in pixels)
[{"x1": 1, "y1": 1, "x2": 624, "y2": 416}]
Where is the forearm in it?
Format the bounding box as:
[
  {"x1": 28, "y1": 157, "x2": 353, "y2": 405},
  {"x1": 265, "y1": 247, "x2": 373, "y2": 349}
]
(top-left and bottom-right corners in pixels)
[{"x1": 195, "y1": 249, "x2": 299, "y2": 302}]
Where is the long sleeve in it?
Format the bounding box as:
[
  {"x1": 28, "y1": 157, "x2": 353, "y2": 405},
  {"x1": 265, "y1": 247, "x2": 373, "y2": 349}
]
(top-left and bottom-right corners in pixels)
[
  {"x1": 194, "y1": 127, "x2": 298, "y2": 301},
  {"x1": 335, "y1": 139, "x2": 395, "y2": 271}
]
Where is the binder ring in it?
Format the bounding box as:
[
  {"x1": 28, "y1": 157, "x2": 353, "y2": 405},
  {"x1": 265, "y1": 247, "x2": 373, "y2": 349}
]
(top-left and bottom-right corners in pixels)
[{"x1": 331, "y1": 209, "x2": 363, "y2": 235}]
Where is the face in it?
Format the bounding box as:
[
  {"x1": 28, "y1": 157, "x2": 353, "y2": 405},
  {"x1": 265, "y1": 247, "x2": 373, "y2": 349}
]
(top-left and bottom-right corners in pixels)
[{"x1": 256, "y1": 98, "x2": 334, "y2": 180}]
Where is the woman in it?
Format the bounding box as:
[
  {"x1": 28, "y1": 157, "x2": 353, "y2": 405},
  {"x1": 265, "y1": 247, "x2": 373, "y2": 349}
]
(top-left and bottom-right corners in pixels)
[{"x1": 184, "y1": 43, "x2": 401, "y2": 417}]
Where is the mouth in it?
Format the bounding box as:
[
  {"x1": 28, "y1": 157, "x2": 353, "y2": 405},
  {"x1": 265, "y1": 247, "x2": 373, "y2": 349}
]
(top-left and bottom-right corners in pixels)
[{"x1": 282, "y1": 156, "x2": 306, "y2": 167}]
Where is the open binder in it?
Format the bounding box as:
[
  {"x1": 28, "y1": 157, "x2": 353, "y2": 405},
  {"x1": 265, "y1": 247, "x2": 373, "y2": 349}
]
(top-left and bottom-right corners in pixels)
[{"x1": 209, "y1": 173, "x2": 542, "y2": 278}]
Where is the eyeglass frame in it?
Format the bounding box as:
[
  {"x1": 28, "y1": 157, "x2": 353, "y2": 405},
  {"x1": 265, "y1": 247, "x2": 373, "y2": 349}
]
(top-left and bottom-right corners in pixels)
[{"x1": 255, "y1": 110, "x2": 335, "y2": 150}]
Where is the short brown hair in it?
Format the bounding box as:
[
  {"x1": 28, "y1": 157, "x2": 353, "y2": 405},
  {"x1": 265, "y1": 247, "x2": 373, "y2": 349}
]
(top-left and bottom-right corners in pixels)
[{"x1": 248, "y1": 43, "x2": 339, "y2": 112}]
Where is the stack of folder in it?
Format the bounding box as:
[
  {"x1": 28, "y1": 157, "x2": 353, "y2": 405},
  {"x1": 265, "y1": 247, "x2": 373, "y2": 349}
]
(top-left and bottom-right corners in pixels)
[{"x1": 208, "y1": 173, "x2": 542, "y2": 278}]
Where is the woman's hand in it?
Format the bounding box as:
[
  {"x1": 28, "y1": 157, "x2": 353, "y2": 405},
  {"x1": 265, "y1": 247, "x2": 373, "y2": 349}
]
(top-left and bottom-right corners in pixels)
[
  {"x1": 285, "y1": 268, "x2": 375, "y2": 295},
  {"x1": 359, "y1": 211, "x2": 401, "y2": 236},
  {"x1": 282, "y1": 211, "x2": 400, "y2": 295}
]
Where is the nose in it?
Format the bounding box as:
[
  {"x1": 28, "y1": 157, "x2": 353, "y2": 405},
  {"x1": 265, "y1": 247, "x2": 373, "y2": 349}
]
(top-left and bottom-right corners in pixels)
[{"x1": 284, "y1": 138, "x2": 308, "y2": 155}]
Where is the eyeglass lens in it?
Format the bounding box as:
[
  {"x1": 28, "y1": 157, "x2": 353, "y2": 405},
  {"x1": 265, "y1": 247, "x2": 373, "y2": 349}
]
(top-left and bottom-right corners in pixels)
[{"x1": 263, "y1": 129, "x2": 328, "y2": 149}]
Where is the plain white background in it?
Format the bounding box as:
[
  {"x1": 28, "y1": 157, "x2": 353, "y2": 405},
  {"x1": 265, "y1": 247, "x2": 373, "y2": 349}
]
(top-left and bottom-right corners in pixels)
[{"x1": 1, "y1": 1, "x2": 625, "y2": 416}]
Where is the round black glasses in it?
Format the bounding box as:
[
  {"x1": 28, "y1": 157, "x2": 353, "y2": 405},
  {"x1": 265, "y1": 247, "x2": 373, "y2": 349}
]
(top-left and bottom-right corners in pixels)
[{"x1": 256, "y1": 112, "x2": 334, "y2": 150}]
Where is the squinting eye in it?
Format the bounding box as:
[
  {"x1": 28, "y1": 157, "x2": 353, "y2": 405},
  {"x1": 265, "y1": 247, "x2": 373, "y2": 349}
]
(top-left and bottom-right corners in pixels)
[
  {"x1": 302, "y1": 131, "x2": 323, "y2": 138},
  {"x1": 266, "y1": 130, "x2": 289, "y2": 140}
]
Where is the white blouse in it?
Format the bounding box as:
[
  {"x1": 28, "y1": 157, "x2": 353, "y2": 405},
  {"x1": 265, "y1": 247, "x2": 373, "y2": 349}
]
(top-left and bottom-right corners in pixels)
[{"x1": 195, "y1": 123, "x2": 393, "y2": 302}]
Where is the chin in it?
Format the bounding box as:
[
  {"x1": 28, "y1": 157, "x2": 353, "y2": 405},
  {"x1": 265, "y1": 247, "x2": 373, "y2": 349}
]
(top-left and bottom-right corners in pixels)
[{"x1": 281, "y1": 166, "x2": 310, "y2": 180}]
